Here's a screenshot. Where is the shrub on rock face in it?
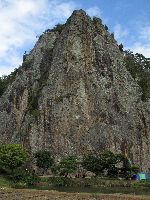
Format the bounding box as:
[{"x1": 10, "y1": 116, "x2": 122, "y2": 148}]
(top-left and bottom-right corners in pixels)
[
  {"x1": 0, "y1": 68, "x2": 18, "y2": 97},
  {"x1": 51, "y1": 23, "x2": 65, "y2": 34},
  {"x1": 0, "y1": 144, "x2": 28, "y2": 173},
  {"x1": 110, "y1": 32, "x2": 114, "y2": 39},
  {"x1": 104, "y1": 25, "x2": 108, "y2": 31},
  {"x1": 124, "y1": 50, "x2": 150, "y2": 101},
  {"x1": 93, "y1": 16, "x2": 102, "y2": 24},
  {"x1": 119, "y1": 43, "x2": 124, "y2": 52},
  {"x1": 34, "y1": 150, "x2": 54, "y2": 173}
]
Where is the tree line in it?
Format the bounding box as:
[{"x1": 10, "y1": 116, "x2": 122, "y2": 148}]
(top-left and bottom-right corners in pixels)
[{"x1": 0, "y1": 144, "x2": 140, "y2": 181}]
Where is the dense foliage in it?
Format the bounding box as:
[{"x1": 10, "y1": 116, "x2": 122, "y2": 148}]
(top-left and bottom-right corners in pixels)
[
  {"x1": 51, "y1": 23, "x2": 65, "y2": 33},
  {"x1": 0, "y1": 68, "x2": 18, "y2": 97},
  {"x1": 124, "y1": 50, "x2": 150, "y2": 101},
  {"x1": 93, "y1": 16, "x2": 102, "y2": 24},
  {"x1": 57, "y1": 156, "x2": 78, "y2": 177},
  {"x1": 0, "y1": 144, "x2": 28, "y2": 173},
  {"x1": 35, "y1": 150, "x2": 54, "y2": 172},
  {"x1": 82, "y1": 151, "x2": 140, "y2": 178},
  {"x1": 119, "y1": 43, "x2": 124, "y2": 52},
  {"x1": 42, "y1": 23, "x2": 65, "y2": 35},
  {"x1": 0, "y1": 143, "x2": 140, "y2": 182},
  {"x1": 12, "y1": 168, "x2": 39, "y2": 186}
]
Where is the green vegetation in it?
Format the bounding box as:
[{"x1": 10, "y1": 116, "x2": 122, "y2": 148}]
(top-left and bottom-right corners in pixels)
[
  {"x1": 0, "y1": 144, "x2": 149, "y2": 197},
  {"x1": 93, "y1": 16, "x2": 102, "y2": 24},
  {"x1": 39, "y1": 23, "x2": 65, "y2": 39},
  {"x1": 51, "y1": 23, "x2": 65, "y2": 34},
  {"x1": 82, "y1": 151, "x2": 140, "y2": 178},
  {"x1": 27, "y1": 48, "x2": 52, "y2": 118},
  {"x1": 119, "y1": 43, "x2": 124, "y2": 52},
  {"x1": 48, "y1": 176, "x2": 132, "y2": 188},
  {"x1": 0, "y1": 176, "x2": 12, "y2": 188},
  {"x1": 43, "y1": 23, "x2": 65, "y2": 35},
  {"x1": 56, "y1": 156, "x2": 78, "y2": 177},
  {"x1": 0, "y1": 145, "x2": 140, "y2": 181},
  {"x1": 35, "y1": 150, "x2": 54, "y2": 173},
  {"x1": 28, "y1": 95, "x2": 39, "y2": 117},
  {"x1": 110, "y1": 32, "x2": 115, "y2": 39},
  {"x1": 0, "y1": 68, "x2": 18, "y2": 97},
  {"x1": 22, "y1": 59, "x2": 31, "y2": 70},
  {"x1": 12, "y1": 168, "x2": 39, "y2": 186},
  {"x1": 104, "y1": 25, "x2": 108, "y2": 31},
  {"x1": 124, "y1": 50, "x2": 150, "y2": 101},
  {"x1": 0, "y1": 144, "x2": 28, "y2": 173}
]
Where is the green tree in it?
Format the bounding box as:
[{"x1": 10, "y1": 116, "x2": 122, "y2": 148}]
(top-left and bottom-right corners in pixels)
[
  {"x1": 82, "y1": 151, "x2": 117, "y2": 176},
  {"x1": 104, "y1": 25, "x2": 108, "y2": 31},
  {"x1": 0, "y1": 144, "x2": 28, "y2": 173},
  {"x1": 93, "y1": 16, "x2": 102, "y2": 24},
  {"x1": 119, "y1": 43, "x2": 124, "y2": 52},
  {"x1": 35, "y1": 150, "x2": 54, "y2": 172},
  {"x1": 82, "y1": 151, "x2": 131, "y2": 178},
  {"x1": 119, "y1": 155, "x2": 140, "y2": 179},
  {"x1": 82, "y1": 154, "x2": 104, "y2": 176},
  {"x1": 124, "y1": 50, "x2": 150, "y2": 101},
  {"x1": 100, "y1": 151, "x2": 119, "y2": 177},
  {"x1": 52, "y1": 23, "x2": 65, "y2": 34},
  {"x1": 110, "y1": 32, "x2": 114, "y2": 39},
  {"x1": 118, "y1": 155, "x2": 131, "y2": 179},
  {"x1": 58, "y1": 156, "x2": 78, "y2": 177},
  {"x1": 0, "y1": 68, "x2": 18, "y2": 97}
]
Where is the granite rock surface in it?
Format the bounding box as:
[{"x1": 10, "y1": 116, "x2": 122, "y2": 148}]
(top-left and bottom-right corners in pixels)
[{"x1": 0, "y1": 10, "x2": 149, "y2": 169}]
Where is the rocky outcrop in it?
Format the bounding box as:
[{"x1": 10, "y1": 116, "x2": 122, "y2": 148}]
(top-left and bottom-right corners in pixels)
[{"x1": 0, "y1": 10, "x2": 150, "y2": 170}]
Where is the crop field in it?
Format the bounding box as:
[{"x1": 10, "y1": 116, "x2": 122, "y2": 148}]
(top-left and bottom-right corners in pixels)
[{"x1": 0, "y1": 189, "x2": 150, "y2": 200}]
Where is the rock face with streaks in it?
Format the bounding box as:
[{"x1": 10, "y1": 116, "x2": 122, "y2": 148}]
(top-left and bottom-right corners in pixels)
[{"x1": 0, "y1": 10, "x2": 150, "y2": 169}]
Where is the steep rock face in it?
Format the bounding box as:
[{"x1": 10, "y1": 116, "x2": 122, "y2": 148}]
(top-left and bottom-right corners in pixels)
[{"x1": 0, "y1": 10, "x2": 150, "y2": 169}]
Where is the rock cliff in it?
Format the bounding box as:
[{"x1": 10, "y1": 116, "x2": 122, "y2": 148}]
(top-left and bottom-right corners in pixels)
[{"x1": 0, "y1": 10, "x2": 150, "y2": 169}]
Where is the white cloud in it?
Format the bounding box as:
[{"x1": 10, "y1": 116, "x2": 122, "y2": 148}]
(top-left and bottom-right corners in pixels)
[
  {"x1": 0, "y1": 66, "x2": 19, "y2": 77},
  {"x1": 86, "y1": 6, "x2": 101, "y2": 17},
  {"x1": 112, "y1": 23, "x2": 150, "y2": 57},
  {"x1": 0, "y1": 1, "x2": 105, "y2": 76},
  {"x1": 0, "y1": 0, "x2": 77, "y2": 76},
  {"x1": 139, "y1": 26, "x2": 150, "y2": 42},
  {"x1": 114, "y1": 24, "x2": 129, "y2": 41},
  {"x1": 130, "y1": 43, "x2": 150, "y2": 57},
  {"x1": 128, "y1": 26, "x2": 150, "y2": 57},
  {"x1": 51, "y1": 2, "x2": 76, "y2": 18}
]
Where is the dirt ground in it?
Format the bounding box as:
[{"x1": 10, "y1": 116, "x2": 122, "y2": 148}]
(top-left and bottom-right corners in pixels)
[{"x1": 0, "y1": 189, "x2": 150, "y2": 200}]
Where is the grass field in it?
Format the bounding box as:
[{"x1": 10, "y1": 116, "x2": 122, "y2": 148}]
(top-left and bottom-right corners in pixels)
[
  {"x1": 1, "y1": 176, "x2": 150, "y2": 200},
  {"x1": 0, "y1": 176, "x2": 11, "y2": 188}
]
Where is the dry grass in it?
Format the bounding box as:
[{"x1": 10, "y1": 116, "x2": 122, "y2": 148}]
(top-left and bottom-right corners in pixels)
[{"x1": 0, "y1": 189, "x2": 149, "y2": 200}]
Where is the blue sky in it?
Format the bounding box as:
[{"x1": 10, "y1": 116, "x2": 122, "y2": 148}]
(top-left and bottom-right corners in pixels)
[{"x1": 0, "y1": 0, "x2": 150, "y2": 76}]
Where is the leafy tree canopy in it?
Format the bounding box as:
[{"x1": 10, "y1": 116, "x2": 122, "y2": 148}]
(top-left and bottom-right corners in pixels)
[
  {"x1": 0, "y1": 144, "x2": 28, "y2": 173},
  {"x1": 35, "y1": 150, "x2": 54, "y2": 171},
  {"x1": 82, "y1": 151, "x2": 137, "y2": 178},
  {"x1": 57, "y1": 156, "x2": 78, "y2": 177},
  {"x1": 124, "y1": 50, "x2": 150, "y2": 101}
]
